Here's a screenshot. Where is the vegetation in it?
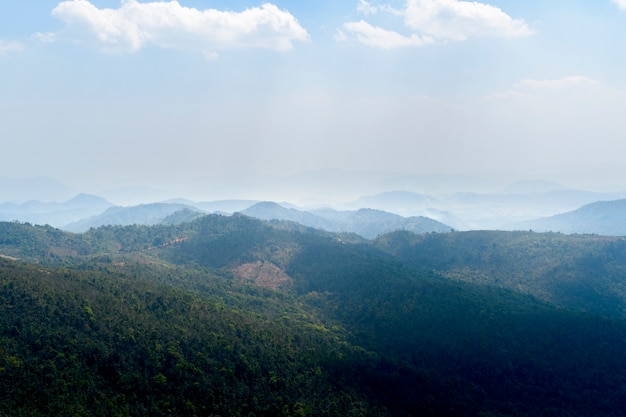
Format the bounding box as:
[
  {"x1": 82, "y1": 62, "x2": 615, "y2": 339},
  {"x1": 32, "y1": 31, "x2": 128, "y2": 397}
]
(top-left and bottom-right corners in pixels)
[
  {"x1": 2, "y1": 215, "x2": 626, "y2": 416},
  {"x1": 374, "y1": 230, "x2": 626, "y2": 318}
]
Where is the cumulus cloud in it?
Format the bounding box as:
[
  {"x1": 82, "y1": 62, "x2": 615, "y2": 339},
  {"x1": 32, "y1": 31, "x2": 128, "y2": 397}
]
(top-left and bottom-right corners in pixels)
[
  {"x1": 337, "y1": 20, "x2": 433, "y2": 48},
  {"x1": 613, "y1": 0, "x2": 626, "y2": 10},
  {"x1": 50, "y1": 0, "x2": 309, "y2": 54},
  {"x1": 405, "y1": 0, "x2": 533, "y2": 41},
  {"x1": 0, "y1": 39, "x2": 24, "y2": 56},
  {"x1": 340, "y1": 0, "x2": 532, "y2": 48}
]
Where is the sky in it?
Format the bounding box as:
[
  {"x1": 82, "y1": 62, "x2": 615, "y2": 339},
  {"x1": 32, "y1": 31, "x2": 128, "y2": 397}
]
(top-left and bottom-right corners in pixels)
[{"x1": 2, "y1": 0, "x2": 626, "y2": 203}]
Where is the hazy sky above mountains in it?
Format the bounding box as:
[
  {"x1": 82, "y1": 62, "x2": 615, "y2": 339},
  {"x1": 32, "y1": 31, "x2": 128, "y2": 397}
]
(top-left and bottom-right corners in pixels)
[{"x1": 2, "y1": 0, "x2": 626, "y2": 202}]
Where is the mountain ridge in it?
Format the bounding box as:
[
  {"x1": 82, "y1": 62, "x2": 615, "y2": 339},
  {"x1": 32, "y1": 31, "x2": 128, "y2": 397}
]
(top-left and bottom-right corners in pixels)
[{"x1": 242, "y1": 201, "x2": 453, "y2": 238}]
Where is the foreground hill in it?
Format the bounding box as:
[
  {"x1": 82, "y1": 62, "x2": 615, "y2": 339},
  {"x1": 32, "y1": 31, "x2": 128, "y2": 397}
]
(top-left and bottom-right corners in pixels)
[
  {"x1": 2, "y1": 217, "x2": 626, "y2": 416},
  {"x1": 0, "y1": 257, "x2": 374, "y2": 417},
  {"x1": 517, "y1": 199, "x2": 626, "y2": 235}
]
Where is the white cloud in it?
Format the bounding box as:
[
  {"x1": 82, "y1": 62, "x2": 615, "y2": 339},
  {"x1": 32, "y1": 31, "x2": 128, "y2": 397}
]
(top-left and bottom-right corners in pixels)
[
  {"x1": 32, "y1": 32, "x2": 57, "y2": 44},
  {"x1": 405, "y1": 0, "x2": 533, "y2": 41},
  {"x1": 356, "y1": 0, "x2": 404, "y2": 16},
  {"x1": 513, "y1": 76, "x2": 601, "y2": 91},
  {"x1": 50, "y1": 0, "x2": 309, "y2": 54},
  {"x1": 485, "y1": 76, "x2": 604, "y2": 102},
  {"x1": 338, "y1": 20, "x2": 433, "y2": 48},
  {"x1": 613, "y1": 0, "x2": 626, "y2": 10},
  {"x1": 341, "y1": 0, "x2": 532, "y2": 48},
  {"x1": 357, "y1": 0, "x2": 378, "y2": 15},
  {"x1": 0, "y1": 40, "x2": 24, "y2": 56}
]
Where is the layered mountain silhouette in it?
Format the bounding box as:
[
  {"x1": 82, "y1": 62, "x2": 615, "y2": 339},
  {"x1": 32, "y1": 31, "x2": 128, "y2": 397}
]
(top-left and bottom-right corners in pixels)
[
  {"x1": 242, "y1": 201, "x2": 452, "y2": 238},
  {"x1": 64, "y1": 203, "x2": 204, "y2": 233},
  {"x1": 0, "y1": 193, "x2": 112, "y2": 227},
  {"x1": 2, "y1": 176, "x2": 626, "y2": 236}
]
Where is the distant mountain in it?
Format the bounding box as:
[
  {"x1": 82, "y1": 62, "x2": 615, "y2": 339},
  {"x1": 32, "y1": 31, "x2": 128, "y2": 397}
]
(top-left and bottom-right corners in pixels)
[
  {"x1": 0, "y1": 193, "x2": 112, "y2": 227},
  {"x1": 499, "y1": 179, "x2": 565, "y2": 194},
  {"x1": 243, "y1": 202, "x2": 452, "y2": 239},
  {"x1": 333, "y1": 187, "x2": 626, "y2": 230},
  {"x1": 96, "y1": 186, "x2": 176, "y2": 206},
  {"x1": 0, "y1": 176, "x2": 77, "y2": 203},
  {"x1": 323, "y1": 208, "x2": 452, "y2": 238},
  {"x1": 160, "y1": 208, "x2": 206, "y2": 225},
  {"x1": 446, "y1": 189, "x2": 624, "y2": 208},
  {"x1": 63, "y1": 203, "x2": 204, "y2": 233},
  {"x1": 517, "y1": 199, "x2": 626, "y2": 235},
  {"x1": 242, "y1": 202, "x2": 334, "y2": 230},
  {"x1": 190, "y1": 199, "x2": 258, "y2": 214},
  {"x1": 439, "y1": 189, "x2": 626, "y2": 230},
  {"x1": 0, "y1": 193, "x2": 111, "y2": 214},
  {"x1": 345, "y1": 191, "x2": 436, "y2": 216},
  {"x1": 6, "y1": 181, "x2": 626, "y2": 234}
]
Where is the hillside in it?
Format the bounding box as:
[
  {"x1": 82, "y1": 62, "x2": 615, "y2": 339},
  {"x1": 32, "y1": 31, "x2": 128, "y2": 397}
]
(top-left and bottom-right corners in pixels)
[
  {"x1": 374, "y1": 230, "x2": 626, "y2": 318},
  {"x1": 0, "y1": 257, "x2": 374, "y2": 417},
  {"x1": 2, "y1": 217, "x2": 626, "y2": 415}
]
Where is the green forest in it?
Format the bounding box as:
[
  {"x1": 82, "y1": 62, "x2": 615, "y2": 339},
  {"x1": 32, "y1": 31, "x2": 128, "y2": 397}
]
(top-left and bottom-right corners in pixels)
[{"x1": 2, "y1": 215, "x2": 626, "y2": 416}]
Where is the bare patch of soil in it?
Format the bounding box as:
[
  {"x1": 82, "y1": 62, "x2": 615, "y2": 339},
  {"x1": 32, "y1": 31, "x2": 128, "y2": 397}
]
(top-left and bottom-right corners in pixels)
[{"x1": 231, "y1": 261, "x2": 293, "y2": 290}]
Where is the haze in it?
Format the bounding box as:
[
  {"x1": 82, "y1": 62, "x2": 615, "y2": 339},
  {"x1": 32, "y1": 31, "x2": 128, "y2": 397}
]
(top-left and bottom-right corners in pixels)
[{"x1": 2, "y1": 0, "x2": 626, "y2": 204}]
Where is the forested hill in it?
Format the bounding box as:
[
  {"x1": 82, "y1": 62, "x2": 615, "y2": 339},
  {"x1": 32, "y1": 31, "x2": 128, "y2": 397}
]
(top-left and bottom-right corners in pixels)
[
  {"x1": 2, "y1": 216, "x2": 626, "y2": 416},
  {"x1": 373, "y1": 230, "x2": 626, "y2": 319}
]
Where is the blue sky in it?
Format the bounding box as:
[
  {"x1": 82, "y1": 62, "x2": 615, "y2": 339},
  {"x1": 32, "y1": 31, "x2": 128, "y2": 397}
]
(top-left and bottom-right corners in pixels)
[{"x1": 2, "y1": 0, "x2": 626, "y2": 202}]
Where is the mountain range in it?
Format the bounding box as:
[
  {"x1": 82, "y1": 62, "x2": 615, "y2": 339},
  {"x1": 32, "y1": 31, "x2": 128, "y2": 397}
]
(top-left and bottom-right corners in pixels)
[{"x1": 2, "y1": 176, "x2": 626, "y2": 236}]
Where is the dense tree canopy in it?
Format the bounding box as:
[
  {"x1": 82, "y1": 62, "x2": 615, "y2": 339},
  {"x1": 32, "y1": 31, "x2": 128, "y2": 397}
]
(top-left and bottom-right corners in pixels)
[{"x1": 2, "y1": 216, "x2": 626, "y2": 416}]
